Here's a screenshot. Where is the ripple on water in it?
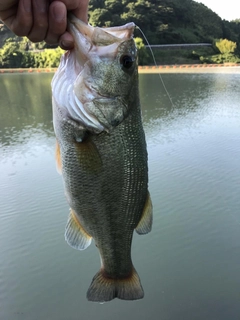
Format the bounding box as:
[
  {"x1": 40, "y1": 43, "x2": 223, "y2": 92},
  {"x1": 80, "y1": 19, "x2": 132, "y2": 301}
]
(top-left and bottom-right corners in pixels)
[{"x1": 1, "y1": 73, "x2": 240, "y2": 320}]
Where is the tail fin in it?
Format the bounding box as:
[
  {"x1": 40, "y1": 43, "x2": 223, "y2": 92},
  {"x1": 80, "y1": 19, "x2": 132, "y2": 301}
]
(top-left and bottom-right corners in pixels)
[{"x1": 87, "y1": 267, "x2": 144, "y2": 302}]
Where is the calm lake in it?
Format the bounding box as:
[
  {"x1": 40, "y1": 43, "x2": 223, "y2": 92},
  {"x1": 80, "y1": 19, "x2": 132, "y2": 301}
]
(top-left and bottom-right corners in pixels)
[{"x1": 0, "y1": 71, "x2": 240, "y2": 320}]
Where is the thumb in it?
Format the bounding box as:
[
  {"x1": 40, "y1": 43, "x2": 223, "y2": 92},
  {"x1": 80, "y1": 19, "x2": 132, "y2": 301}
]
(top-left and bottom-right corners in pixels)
[{"x1": 58, "y1": 0, "x2": 89, "y2": 50}]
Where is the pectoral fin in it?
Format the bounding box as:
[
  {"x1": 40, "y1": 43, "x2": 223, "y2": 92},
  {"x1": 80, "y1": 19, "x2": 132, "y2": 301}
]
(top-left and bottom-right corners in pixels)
[
  {"x1": 74, "y1": 138, "x2": 102, "y2": 173},
  {"x1": 135, "y1": 191, "x2": 153, "y2": 235},
  {"x1": 65, "y1": 209, "x2": 92, "y2": 250}
]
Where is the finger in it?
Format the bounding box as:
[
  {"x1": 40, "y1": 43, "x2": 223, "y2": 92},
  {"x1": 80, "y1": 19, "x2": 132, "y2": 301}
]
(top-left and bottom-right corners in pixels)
[
  {"x1": 2, "y1": 0, "x2": 33, "y2": 37},
  {"x1": 0, "y1": 5, "x2": 18, "y2": 29},
  {"x1": 45, "y1": 1, "x2": 66, "y2": 44},
  {"x1": 52, "y1": 0, "x2": 89, "y2": 23},
  {"x1": 27, "y1": 0, "x2": 49, "y2": 42},
  {"x1": 50, "y1": 0, "x2": 79, "y2": 10},
  {"x1": 0, "y1": 0, "x2": 17, "y2": 13},
  {"x1": 71, "y1": 0, "x2": 89, "y2": 23},
  {"x1": 59, "y1": 31, "x2": 74, "y2": 50},
  {"x1": 56, "y1": 0, "x2": 90, "y2": 49}
]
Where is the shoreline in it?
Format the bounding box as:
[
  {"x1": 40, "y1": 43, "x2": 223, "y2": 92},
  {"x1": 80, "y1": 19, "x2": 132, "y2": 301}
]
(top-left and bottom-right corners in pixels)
[
  {"x1": 0, "y1": 64, "x2": 240, "y2": 74},
  {"x1": 138, "y1": 64, "x2": 240, "y2": 74}
]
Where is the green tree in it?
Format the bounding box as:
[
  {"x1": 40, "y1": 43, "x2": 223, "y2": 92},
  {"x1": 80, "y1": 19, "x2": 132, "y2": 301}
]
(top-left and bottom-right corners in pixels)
[
  {"x1": 215, "y1": 38, "x2": 237, "y2": 54},
  {"x1": 89, "y1": 8, "x2": 113, "y2": 26},
  {"x1": 134, "y1": 37, "x2": 150, "y2": 65},
  {"x1": 33, "y1": 48, "x2": 64, "y2": 68},
  {"x1": 1, "y1": 0, "x2": 240, "y2": 66},
  {"x1": 0, "y1": 40, "x2": 24, "y2": 68}
]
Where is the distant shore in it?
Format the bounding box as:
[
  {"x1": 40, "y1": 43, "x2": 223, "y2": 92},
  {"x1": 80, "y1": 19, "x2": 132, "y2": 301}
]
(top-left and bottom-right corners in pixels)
[
  {"x1": 138, "y1": 64, "x2": 240, "y2": 74},
  {"x1": 0, "y1": 68, "x2": 56, "y2": 74},
  {"x1": 0, "y1": 64, "x2": 240, "y2": 74}
]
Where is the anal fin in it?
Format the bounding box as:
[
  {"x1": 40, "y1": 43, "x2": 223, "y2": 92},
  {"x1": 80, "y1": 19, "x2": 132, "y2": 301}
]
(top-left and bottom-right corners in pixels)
[
  {"x1": 65, "y1": 209, "x2": 92, "y2": 250},
  {"x1": 135, "y1": 191, "x2": 153, "y2": 235}
]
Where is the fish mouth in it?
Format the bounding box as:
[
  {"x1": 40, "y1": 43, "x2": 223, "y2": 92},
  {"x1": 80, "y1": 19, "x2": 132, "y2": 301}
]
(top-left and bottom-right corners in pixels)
[
  {"x1": 67, "y1": 14, "x2": 135, "y2": 64},
  {"x1": 52, "y1": 15, "x2": 137, "y2": 133},
  {"x1": 68, "y1": 13, "x2": 135, "y2": 44}
]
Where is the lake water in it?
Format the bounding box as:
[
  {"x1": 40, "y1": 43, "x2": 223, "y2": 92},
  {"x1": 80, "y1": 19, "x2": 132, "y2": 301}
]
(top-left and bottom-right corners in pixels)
[{"x1": 1, "y1": 71, "x2": 240, "y2": 320}]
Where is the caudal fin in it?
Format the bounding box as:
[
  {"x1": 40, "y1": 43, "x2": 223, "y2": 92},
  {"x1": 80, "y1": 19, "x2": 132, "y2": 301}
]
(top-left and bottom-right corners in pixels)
[{"x1": 87, "y1": 267, "x2": 144, "y2": 302}]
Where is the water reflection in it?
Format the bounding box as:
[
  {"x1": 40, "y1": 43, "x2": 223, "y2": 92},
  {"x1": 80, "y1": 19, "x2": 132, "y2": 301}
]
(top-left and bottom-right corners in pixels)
[
  {"x1": 0, "y1": 74, "x2": 54, "y2": 147},
  {"x1": 1, "y1": 73, "x2": 240, "y2": 320},
  {"x1": 140, "y1": 74, "x2": 240, "y2": 148}
]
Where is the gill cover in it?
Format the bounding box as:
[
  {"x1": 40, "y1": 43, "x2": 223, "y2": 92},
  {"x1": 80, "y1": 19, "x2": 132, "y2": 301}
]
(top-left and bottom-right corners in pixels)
[{"x1": 52, "y1": 14, "x2": 137, "y2": 133}]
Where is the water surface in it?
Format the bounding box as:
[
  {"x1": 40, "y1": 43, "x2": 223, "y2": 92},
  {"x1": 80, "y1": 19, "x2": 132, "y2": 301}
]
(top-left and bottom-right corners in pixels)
[{"x1": 0, "y1": 72, "x2": 240, "y2": 320}]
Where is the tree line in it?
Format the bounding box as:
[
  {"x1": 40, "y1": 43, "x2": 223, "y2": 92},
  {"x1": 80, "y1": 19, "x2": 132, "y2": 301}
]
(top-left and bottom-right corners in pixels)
[
  {"x1": 0, "y1": 37, "x2": 63, "y2": 68},
  {"x1": 0, "y1": 0, "x2": 240, "y2": 68}
]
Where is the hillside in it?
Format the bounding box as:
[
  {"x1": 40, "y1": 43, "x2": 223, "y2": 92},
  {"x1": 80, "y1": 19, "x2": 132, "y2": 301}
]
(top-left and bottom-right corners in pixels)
[
  {"x1": 89, "y1": 0, "x2": 221, "y2": 44},
  {"x1": 88, "y1": 0, "x2": 240, "y2": 45},
  {"x1": 1, "y1": 0, "x2": 240, "y2": 46},
  {"x1": 0, "y1": 0, "x2": 240, "y2": 67}
]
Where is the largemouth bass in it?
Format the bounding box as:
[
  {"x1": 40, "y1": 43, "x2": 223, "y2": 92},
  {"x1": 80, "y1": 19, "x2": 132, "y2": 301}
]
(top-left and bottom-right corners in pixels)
[{"x1": 51, "y1": 14, "x2": 153, "y2": 302}]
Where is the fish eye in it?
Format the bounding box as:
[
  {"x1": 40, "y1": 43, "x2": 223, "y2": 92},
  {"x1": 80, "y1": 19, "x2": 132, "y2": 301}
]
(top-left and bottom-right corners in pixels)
[{"x1": 120, "y1": 55, "x2": 134, "y2": 69}]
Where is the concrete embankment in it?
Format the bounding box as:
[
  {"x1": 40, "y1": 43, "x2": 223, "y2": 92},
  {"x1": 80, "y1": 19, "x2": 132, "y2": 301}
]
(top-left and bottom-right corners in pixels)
[
  {"x1": 138, "y1": 64, "x2": 240, "y2": 74},
  {"x1": 0, "y1": 64, "x2": 240, "y2": 74},
  {"x1": 0, "y1": 68, "x2": 56, "y2": 73}
]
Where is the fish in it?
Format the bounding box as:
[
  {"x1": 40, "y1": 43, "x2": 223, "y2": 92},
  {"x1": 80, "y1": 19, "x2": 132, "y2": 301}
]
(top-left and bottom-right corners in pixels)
[{"x1": 51, "y1": 14, "x2": 153, "y2": 302}]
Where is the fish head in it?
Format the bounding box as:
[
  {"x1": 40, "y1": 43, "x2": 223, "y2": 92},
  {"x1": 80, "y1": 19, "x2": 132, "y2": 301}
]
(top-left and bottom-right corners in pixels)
[{"x1": 52, "y1": 15, "x2": 138, "y2": 133}]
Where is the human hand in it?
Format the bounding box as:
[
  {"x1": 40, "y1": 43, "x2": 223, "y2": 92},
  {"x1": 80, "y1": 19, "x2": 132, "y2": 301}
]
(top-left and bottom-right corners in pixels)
[{"x1": 0, "y1": 0, "x2": 89, "y2": 49}]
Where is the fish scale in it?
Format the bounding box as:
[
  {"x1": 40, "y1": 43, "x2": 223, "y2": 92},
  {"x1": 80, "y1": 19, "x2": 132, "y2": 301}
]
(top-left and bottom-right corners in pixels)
[{"x1": 52, "y1": 14, "x2": 153, "y2": 302}]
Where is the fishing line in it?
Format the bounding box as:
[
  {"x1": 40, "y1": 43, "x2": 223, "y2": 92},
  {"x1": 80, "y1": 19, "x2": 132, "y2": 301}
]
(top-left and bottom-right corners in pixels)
[
  {"x1": 135, "y1": 26, "x2": 240, "y2": 228},
  {"x1": 135, "y1": 24, "x2": 202, "y2": 160},
  {"x1": 135, "y1": 26, "x2": 200, "y2": 154},
  {"x1": 135, "y1": 24, "x2": 200, "y2": 152},
  {"x1": 135, "y1": 25, "x2": 174, "y2": 108}
]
